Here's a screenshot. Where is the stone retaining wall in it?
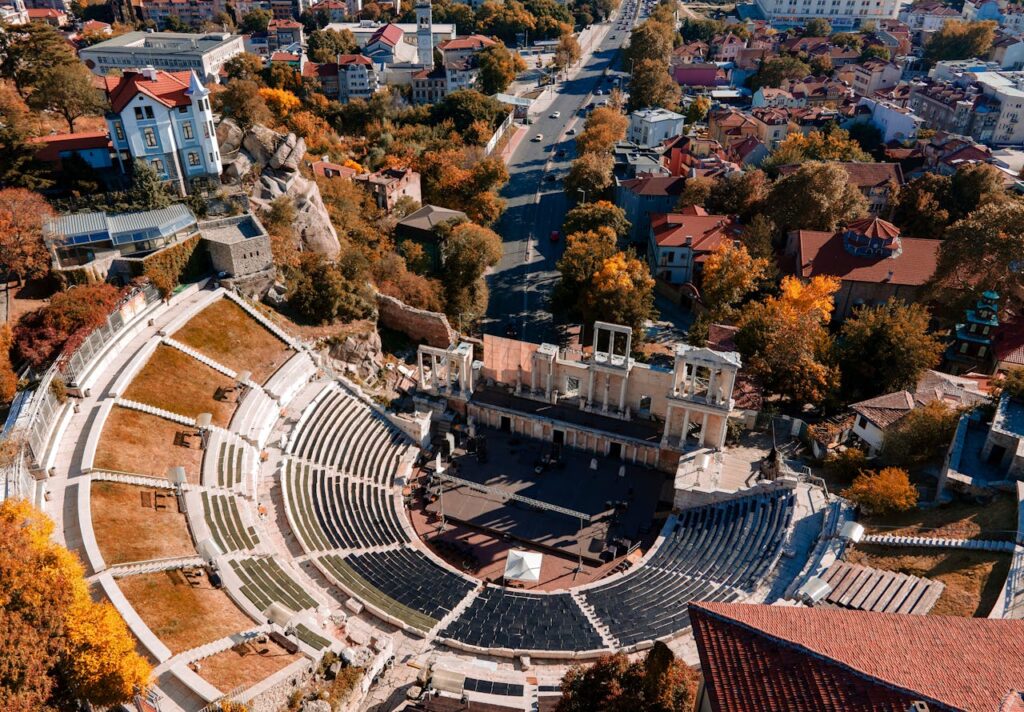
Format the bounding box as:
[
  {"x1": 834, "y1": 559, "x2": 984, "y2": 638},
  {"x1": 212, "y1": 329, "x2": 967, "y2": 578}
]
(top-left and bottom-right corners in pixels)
[{"x1": 375, "y1": 293, "x2": 455, "y2": 348}]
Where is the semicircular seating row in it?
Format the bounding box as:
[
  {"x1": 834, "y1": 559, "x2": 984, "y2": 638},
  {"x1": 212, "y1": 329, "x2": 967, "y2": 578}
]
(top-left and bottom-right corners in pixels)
[
  {"x1": 276, "y1": 425, "x2": 796, "y2": 654},
  {"x1": 287, "y1": 384, "x2": 413, "y2": 486}
]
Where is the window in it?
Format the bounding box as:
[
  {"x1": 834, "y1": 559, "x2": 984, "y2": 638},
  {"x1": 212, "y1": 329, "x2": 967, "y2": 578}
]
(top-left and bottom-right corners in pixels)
[
  {"x1": 183, "y1": 121, "x2": 194, "y2": 139},
  {"x1": 114, "y1": 122, "x2": 125, "y2": 141},
  {"x1": 179, "y1": 106, "x2": 188, "y2": 113},
  {"x1": 152, "y1": 158, "x2": 165, "y2": 174},
  {"x1": 144, "y1": 106, "x2": 154, "y2": 119},
  {"x1": 143, "y1": 127, "x2": 157, "y2": 147},
  {"x1": 858, "y1": 415, "x2": 868, "y2": 429},
  {"x1": 188, "y1": 151, "x2": 200, "y2": 166},
  {"x1": 134, "y1": 107, "x2": 144, "y2": 120}
]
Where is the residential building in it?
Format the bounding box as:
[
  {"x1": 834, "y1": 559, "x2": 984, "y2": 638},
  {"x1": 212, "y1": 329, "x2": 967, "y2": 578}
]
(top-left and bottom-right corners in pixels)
[
  {"x1": 138, "y1": 0, "x2": 221, "y2": 29},
  {"x1": 614, "y1": 175, "x2": 687, "y2": 242},
  {"x1": 29, "y1": 131, "x2": 113, "y2": 170},
  {"x1": 411, "y1": 64, "x2": 447, "y2": 103},
  {"x1": 778, "y1": 75, "x2": 852, "y2": 106},
  {"x1": 104, "y1": 68, "x2": 222, "y2": 195},
  {"x1": 0, "y1": 0, "x2": 28, "y2": 25},
  {"x1": 671, "y1": 62, "x2": 724, "y2": 88},
  {"x1": 395, "y1": 204, "x2": 467, "y2": 272},
  {"x1": 79, "y1": 31, "x2": 244, "y2": 84},
  {"x1": 662, "y1": 135, "x2": 735, "y2": 177},
  {"x1": 990, "y1": 33, "x2": 1024, "y2": 70},
  {"x1": 899, "y1": 0, "x2": 960, "y2": 33},
  {"x1": 749, "y1": 107, "x2": 789, "y2": 147},
  {"x1": 81, "y1": 18, "x2": 112, "y2": 35},
  {"x1": 627, "y1": 108, "x2": 685, "y2": 148},
  {"x1": 851, "y1": 58, "x2": 902, "y2": 96},
  {"x1": 304, "y1": 55, "x2": 379, "y2": 102},
  {"x1": 308, "y1": 0, "x2": 359, "y2": 22},
  {"x1": 612, "y1": 142, "x2": 669, "y2": 180},
  {"x1": 784, "y1": 216, "x2": 940, "y2": 319},
  {"x1": 850, "y1": 370, "x2": 987, "y2": 454},
  {"x1": 363, "y1": 23, "x2": 416, "y2": 64},
  {"x1": 646, "y1": 210, "x2": 740, "y2": 285},
  {"x1": 910, "y1": 72, "x2": 1024, "y2": 146},
  {"x1": 268, "y1": 18, "x2": 303, "y2": 49},
  {"x1": 751, "y1": 87, "x2": 800, "y2": 108},
  {"x1": 438, "y1": 34, "x2": 495, "y2": 64},
  {"x1": 708, "y1": 108, "x2": 759, "y2": 147},
  {"x1": 325, "y1": 19, "x2": 455, "y2": 49},
  {"x1": 691, "y1": 602, "x2": 1024, "y2": 712},
  {"x1": 853, "y1": 96, "x2": 923, "y2": 142},
  {"x1": 354, "y1": 167, "x2": 421, "y2": 211},
  {"x1": 753, "y1": 0, "x2": 900, "y2": 31},
  {"x1": 727, "y1": 135, "x2": 770, "y2": 165},
  {"x1": 709, "y1": 32, "x2": 745, "y2": 62},
  {"x1": 311, "y1": 159, "x2": 358, "y2": 179},
  {"x1": 25, "y1": 6, "x2": 65, "y2": 24}
]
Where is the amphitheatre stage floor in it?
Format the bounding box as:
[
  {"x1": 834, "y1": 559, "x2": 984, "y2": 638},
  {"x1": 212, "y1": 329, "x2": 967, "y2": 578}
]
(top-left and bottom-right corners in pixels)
[{"x1": 425, "y1": 428, "x2": 669, "y2": 564}]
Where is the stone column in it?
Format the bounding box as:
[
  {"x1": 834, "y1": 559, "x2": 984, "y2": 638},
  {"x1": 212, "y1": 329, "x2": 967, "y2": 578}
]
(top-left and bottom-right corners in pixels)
[
  {"x1": 430, "y1": 354, "x2": 438, "y2": 389},
  {"x1": 546, "y1": 364, "x2": 553, "y2": 399},
  {"x1": 618, "y1": 374, "x2": 628, "y2": 413},
  {"x1": 531, "y1": 362, "x2": 537, "y2": 394},
  {"x1": 602, "y1": 374, "x2": 610, "y2": 412},
  {"x1": 587, "y1": 369, "x2": 595, "y2": 406},
  {"x1": 662, "y1": 405, "x2": 673, "y2": 444},
  {"x1": 681, "y1": 409, "x2": 690, "y2": 448},
  {"x1": 698, "y1": 412, "x2": 709, "y2": 446}
]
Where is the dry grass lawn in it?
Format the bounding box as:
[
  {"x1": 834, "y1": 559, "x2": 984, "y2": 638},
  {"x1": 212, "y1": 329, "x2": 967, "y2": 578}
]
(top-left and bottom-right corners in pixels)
[
  {"x1": 118, "y1": 569, "x2": 254, "y2": 654},
  {"x1": 123, "y1": 345, "x2": 238, "y2": 427},
  {"x1": 862, "y1": 494, "x2": 1018, "y2": 541},
  {"x1": 846, "y1": 545, "x2": 1011, "y2": 617},
  {"x1": 174, "y1": 299, "x2": 291, "y2": 383},
  {"x1": 91, "y1": 481, "x2": 195, "y2": 565},
  {"x1": 95, "y1": 406, "x2": 203, "y2": 483},
  {"x1": 199, "y1": 639, "x2": 303, "y2": 693}
]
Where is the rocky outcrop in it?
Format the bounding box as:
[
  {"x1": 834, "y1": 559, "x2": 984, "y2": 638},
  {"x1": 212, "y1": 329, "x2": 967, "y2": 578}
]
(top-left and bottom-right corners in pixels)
[
  {"x1": 220, "y1": 120, "x2": 340, "y2": 258},
  {"x1": 327, "y1": 328, "x2": 384, "y2": 381}
]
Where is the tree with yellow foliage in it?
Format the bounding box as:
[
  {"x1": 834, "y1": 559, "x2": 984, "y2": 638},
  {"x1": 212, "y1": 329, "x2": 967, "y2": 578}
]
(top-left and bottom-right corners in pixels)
[
  {"x1": 584, "y1": 252, "x2": 656, "y2": 342},
  {"x1": 0, "y1": 498, "x2": 150, "y2": 710},
  {"x1": 763, "y1": 127, "x2": 872, "y2": 172},
  {"x1": 736, "y1": 275, "x2": 841, "y2": 405},
  {"x1": 700, "y1": 242, "x2": 769, "y2": 322},
  {"x1": 258, "y1": 87, "x2": 301, "y2": 118},
  {"x1": 842, "y1": 467, "x2": 918, "y2": 515}
]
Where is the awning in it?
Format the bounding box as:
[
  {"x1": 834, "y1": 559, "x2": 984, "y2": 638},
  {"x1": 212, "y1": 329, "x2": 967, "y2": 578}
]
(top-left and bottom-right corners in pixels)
[{"x1": 504, "y1": 550, "x2": 543, "y2": 582}]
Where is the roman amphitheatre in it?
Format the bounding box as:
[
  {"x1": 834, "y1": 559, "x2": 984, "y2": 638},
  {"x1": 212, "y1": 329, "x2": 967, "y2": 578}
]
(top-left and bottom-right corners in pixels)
[{"x1": 17, "y1": 279, "x2": 1002, "y2": 712}]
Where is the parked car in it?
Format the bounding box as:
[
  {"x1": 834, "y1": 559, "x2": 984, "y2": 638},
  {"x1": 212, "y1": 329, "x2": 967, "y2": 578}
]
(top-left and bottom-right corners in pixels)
[
  {"x1": 550, "y1": 111, "x2": 561, "y2": 118},
  {"x1": 550, "y1": 230, "x2": 560, "y2": 242},
  {"x1": 533, "y1": 133, "x2": 544, "y2": 141},
  {"x1": 567, "y1": 127, "x2": 576, "y2": 135}
]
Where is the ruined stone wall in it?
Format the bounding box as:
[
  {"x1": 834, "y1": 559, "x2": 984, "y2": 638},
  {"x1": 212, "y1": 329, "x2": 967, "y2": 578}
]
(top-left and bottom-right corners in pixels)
[{"x1": 375, "y1": 292, "x2": 455, "y2": 348}]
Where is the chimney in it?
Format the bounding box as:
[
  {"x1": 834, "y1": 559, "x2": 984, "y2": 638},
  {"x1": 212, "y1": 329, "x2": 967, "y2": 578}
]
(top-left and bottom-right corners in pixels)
[{"x1": 141, "y1": 65, "x2": 159, "y2": 81}]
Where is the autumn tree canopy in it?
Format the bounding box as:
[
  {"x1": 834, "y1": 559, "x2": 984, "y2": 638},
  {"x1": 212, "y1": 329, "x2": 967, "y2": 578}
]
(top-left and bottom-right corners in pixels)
[
  {"x1": 14, "y1": 283, "x2": 123, "y2": 369},
  {"x1": 842, "y1": 467, "x2": 918, "y2": 515},
  {"x1": 768, "y1": 161, "x2": 868, "y2": 233},
  {"x1": 736, "y1": 275, "x2": 841, "y2": 405},
  {"x1": 0, "y1": 498, "x2": 151, "y2": 711},
  {"x1": 562, "y1": 201, "x2": 630, "y2": 241},
  {"x1": 701, "y1": 242, "x2": 770, "y2": 322},
  {"x1": 0, "y1": 188, "x2": 54, "y2": 284}
]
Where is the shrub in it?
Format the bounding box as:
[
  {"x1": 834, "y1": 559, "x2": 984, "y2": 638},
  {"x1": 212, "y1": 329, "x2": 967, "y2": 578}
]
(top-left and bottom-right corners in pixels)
[
  {"x1": 883, "y1": 401, "x2": 960, "y2": 467},
  {"x1": 824, "y1": 446, "x2": 867, "y2": 484},
  {"x1": 14, "y1": 283, "x2": 122, "y2": 369},
  {"x1": 141, "y1": 235, "x2": 208, "y2": 297},
  {"x1": 841, "y1": 466, "x2": 918, "y2": 515}
]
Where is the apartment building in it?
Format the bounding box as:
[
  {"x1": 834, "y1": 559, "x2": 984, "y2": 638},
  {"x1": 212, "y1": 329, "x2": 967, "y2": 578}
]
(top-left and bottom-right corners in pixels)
[
  {"x1": 80, "y1": 31, "x2": 244, "y2": 83},
  {"x1": 754, "y1": 0, "x2": 900, "y2": 30}
]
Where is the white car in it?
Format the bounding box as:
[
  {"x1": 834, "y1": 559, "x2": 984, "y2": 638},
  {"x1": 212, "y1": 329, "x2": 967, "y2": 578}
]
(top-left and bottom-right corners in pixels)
[
  {"x1": 533, "y1": 133, "x2": 544, "y2": 142},
  {"x1": 550, "y1": 111, "x2": 561, "y2": 118}
]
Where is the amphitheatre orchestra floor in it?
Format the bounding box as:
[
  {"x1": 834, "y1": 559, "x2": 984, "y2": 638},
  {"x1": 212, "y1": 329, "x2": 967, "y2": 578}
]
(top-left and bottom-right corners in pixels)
[{"x1": 421, "y1": 428, "x2": 670, "y2": 567}]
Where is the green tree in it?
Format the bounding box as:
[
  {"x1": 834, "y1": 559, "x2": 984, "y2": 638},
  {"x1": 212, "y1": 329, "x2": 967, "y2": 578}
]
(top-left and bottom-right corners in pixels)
[
  {"x1": 554, "y1": 31, "x2": 582, "y2": 69},
  {"x1": 626, "y1": 18, "x2": 674, "y2": 64},
  {"x1": 705, "y1": 169, "x2": 768, "y2": 219},
  {"x1": 749, "y1": 55, "x2": 811, "y2": 91},
  {"x1": 685, "y1": 95, "x2": 711, "y2": 124},
  {"x1": 214, "y1": 79, "x2": 271, "y2": 131},
  {"x1": 0, "y1": 22, "x2": 77, "y2": 96},
  {"x1": 680, "y1": 16, "x2": 722, "y2": 42},
  {"x1": 307, "y1": 28, "x2": 358, "y2": 62},
  {"x1": 803, "y1": 17, "x2": 831, "y2": 35},
  {"x1": 27, "y1": 62, "x2": 106, "y2": 132},
  {"x1": 557, "y1": 642, "x2": 698, "y2": 712},
  {"x1": 478, "y1": 41, "x2": 526, "y2": 94},
  {"x1": 475, "y1": 0, "x2": 537, "y2": 44},
  {"x1": 932, "y1": 201, "x2": 1024, "y2": 318},
  {"x1": 127, "y1": 160, "x2": 172, "y2": 211},
  {"x1": 288, "y1": 251, "x2": 374, "y2": 324},
  {"x1": 627, "y1": 57, "x2": 680, "y2": 111},
  {"x1": 949, "y1": 161, "x2": 1008, "y2": 217},
  {"x1": 222, "y1": 52, "x2": 266, "y2": 83},
  {"x1": 924, "y1": 19, "x2": 996, "y2": 65},
  {"x1": 675, "y1": 176, "x2": 714, "y2": 209},
  {"x1": 768, "y1": 161, "x2": 868, "y2": 232},
  {"x1": 891, "y1": 172, "x2": 952, "y2": 237},
  {"x1": 741, "y1": 214, "x2": 777, "y2": 261},
  {"x1": 239, "y1": 8, "x2": 272, "y2": 33},
  {"x1": 431, "y1": 89, "x2": 506, "y2": 133},
  {"x1": 860, "y1": 43, "x2": 890, "y2": 61},
  {"x1": 838, "y1": 301, "x2": 943, "y2": 402},
  {"x1": 883, "y1": 400, "x2": 960, "y2": 467},
  {"x1": 564, "y1": 151, "x2": 614, "y2": 201},
  {"x1": 562, "y1": 201, "x2": 630, "y2": 241}
]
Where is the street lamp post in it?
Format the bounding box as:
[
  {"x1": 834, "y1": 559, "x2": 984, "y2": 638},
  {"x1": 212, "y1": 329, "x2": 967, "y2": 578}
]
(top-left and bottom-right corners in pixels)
[{"x1": 578, "y1": 188, "x2": 587, "y2": 203}]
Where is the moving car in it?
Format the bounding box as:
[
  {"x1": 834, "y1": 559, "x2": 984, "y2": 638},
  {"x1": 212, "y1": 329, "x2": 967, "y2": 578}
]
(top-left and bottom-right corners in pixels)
[
  {"x1": 550, "y1": 111, "x2": 561, "y2": 118},
  {"x1": 567, "y1": 127, "x2": 576, "y2": 135},
  {"x1": 533, "y1": 133, "x2": 544, "y2": 141}
]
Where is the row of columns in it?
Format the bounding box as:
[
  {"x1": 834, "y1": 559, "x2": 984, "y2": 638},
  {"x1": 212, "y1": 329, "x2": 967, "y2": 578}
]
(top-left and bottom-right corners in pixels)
[
  {"x1": 661, "y1": 403, "x2": 730, "y2": 449},
  {"x1": 583, "y1": 368, "x2": 628, "y2": 414},
  {"x1": 673, "y1": 363, "x2": 736, "y2": 406}
]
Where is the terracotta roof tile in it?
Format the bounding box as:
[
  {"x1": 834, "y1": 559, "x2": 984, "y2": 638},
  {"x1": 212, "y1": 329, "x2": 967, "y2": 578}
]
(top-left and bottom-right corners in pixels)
[
  {"x1": 793, "y1": 230, "x2": 939, "y2": 286},
  {"x1": 30, "y1": 131, "x2": 111, "y2": 162},
  {"x1": 692, "y1": 602, "x2": 1024, "y2": 712},
  {"x1": 619, "y1": 175, "x2": 687, "y2": 197},
  {"x1": 650, "y1": 212, "x2": 738, "y2": 248},
  {"x1": 104, "y1": 70, "x2": 193, "y2": 113}
]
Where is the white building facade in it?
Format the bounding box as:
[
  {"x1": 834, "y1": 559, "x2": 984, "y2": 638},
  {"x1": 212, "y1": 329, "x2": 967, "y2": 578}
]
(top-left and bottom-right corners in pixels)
[
  {"x1": 628, "y1": 108, "x2": 685, "y2": 148},
  {"x1": 754, "y1": 0, "x2": 900, "y2": 30},
  {"x1": 106, "y1": 68, "x2": 222, "y2": 195},
  {"x1": 80, "y1": 31, "x2": 244, "y2": 84}
]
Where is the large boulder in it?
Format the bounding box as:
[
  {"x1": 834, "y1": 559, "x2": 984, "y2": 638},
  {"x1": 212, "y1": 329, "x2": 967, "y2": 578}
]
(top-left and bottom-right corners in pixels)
[
  {"x1": 269, "y1": 133, "x2": 306, "y2": 172},
  {"x1": 223, "y1": 153, "x2": 252, "y2": 182},
  {"x1": 216, "y1": 118, "x2": 244, "y2": 155},
  {"x1": 242, "y1": 124, "x2": 282, "y2": 166}
]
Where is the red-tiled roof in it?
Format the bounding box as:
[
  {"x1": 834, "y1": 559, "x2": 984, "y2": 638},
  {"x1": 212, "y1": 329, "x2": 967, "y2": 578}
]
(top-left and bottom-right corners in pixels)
[
  {"x1": 269, "y1": 18, "x2": 302, "y2": 28},
  {"x1": 104, "y1": 70, "x2": 193, "y2": 113},
  {"x1": 27, "y1": 8, "x2": 64, "y2": 17},
  {"x1": 779, "y1": 162, "x2": 904, "y2": 188},
  {"x1": 311, "y1": 159, "x2": 357, "y2": 179},
  {"x1": 439, "y1": 34, "x2": 496, "y2": 51},
  {"x1": 270, "y1": 51, "x2": 300, "y2": 62},
  {"x1": 650, "y1": 212, "x2": 737, "y2": 249},
  {"x1": 845, "y1": 216, "x2": 902, "y2": 240},
  {"x1": 793, "y1": 230, "x2": 939, "y2": 286},
  {"x1": 619, "y1": 175, "x2": 686, "y2": 197},
  {"x1": 692, "y1": 602, "x2": 1024, "y2": 712},
  {"x1": 995, "y1": 317, "x2": 1024, "y2": 367},
  {"x1": 338, "y1": 53, "x2": 372, "y2": 65},
  {"x1": 30, "y1": 131, "x2": 111, "y2": 162},
  {"x1": 367, "y1": 23, "x2": 403, "y2": 47},
  {"x1": 82, "y1": 19, "x2": 111, "y2": 32}
]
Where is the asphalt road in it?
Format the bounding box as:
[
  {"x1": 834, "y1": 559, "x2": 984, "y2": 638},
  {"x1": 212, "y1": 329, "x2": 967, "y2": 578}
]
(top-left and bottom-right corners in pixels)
[{"x1": 482, "y1": 3, "x2": 646, "y2": 345}]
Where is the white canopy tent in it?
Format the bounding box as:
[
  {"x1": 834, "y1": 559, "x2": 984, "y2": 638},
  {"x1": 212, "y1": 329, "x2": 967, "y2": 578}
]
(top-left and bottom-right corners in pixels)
[{"x1": 504, "y1": 550, "x2": 543, "y2": 583}]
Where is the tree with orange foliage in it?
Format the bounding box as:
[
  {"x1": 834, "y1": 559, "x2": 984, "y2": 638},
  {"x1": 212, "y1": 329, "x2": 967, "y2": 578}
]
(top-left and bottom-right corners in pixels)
[
  {"x1": 575, "y1": 107, "x2": 628, "y2": 155},
  {"x1": 736, "y1": 275, "x2": 841, "y2": 405},
  {"x1": 0, "y1": 188, "x2": 53, "y2": 284},
  {"x1": 701, "y1": 241, "x2": 769, "y2": 321},
  {"x1": 0, "y1": 324, "x2": 17, "y2": 403},
  {"x1": 0, "y1": 498, "x2": 151, "y2": 710},
  {"x1": 842, "y1": 466, "x2": 918, "y2": 515},
  {"x1": 259, "y1": 87, "x2": 300, "y2": 118},
  {"x1": 583, "y1": 251, "x2": 656, "y2": 343}
]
